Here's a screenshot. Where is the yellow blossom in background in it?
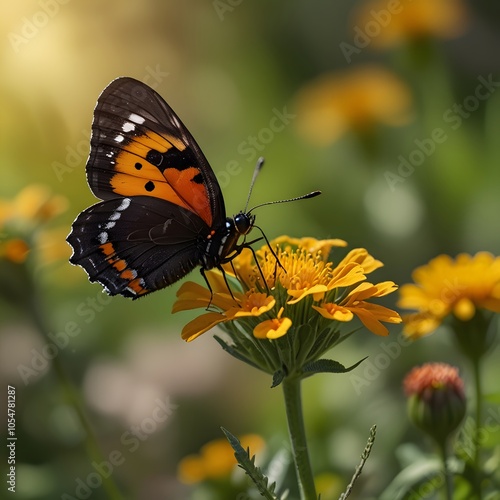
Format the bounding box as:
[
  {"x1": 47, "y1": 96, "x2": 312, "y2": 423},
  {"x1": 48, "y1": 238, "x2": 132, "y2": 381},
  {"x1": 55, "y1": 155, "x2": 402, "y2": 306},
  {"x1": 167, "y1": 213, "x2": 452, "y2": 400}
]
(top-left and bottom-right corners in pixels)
[
  {"x1": 353, "y1": 0, "x2": 468, "y2": 50},
  {"x1": 178, "y1": 434, "x2": 265, "y2": 484},
  {"x1": 294, "y1": 65, "x2": 413, "y2": 146},
  {"x1": 399, "y1": 252, "x2": 500, "y2": 339},
  {"x1": 0, "y1": 185, "x2": 69, "y2": 264},
  {"x1": 0, "y1": 184, "x2": 67, "y2": 227}
]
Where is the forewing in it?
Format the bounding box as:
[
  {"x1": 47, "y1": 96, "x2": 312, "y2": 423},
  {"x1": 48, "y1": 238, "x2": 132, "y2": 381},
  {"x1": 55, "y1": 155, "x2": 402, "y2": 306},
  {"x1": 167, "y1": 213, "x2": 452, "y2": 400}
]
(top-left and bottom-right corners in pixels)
[{"x1": 87, "y1": 77, "x2": 225, "y2": 227}]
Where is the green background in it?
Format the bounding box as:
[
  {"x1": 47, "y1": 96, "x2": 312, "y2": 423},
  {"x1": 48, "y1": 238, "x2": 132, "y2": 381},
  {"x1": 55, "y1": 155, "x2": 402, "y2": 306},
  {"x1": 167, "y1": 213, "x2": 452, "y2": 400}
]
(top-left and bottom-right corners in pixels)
[{"x1": 1, "y1": 1, "x2": 499, "y2": 499}]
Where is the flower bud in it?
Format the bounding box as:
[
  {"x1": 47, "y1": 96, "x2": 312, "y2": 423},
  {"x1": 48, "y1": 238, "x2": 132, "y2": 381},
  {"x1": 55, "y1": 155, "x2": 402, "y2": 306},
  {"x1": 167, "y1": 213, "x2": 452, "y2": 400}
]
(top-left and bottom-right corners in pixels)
[{"x1": 404, "y1": 363, "x2": 466, "y2": 445}]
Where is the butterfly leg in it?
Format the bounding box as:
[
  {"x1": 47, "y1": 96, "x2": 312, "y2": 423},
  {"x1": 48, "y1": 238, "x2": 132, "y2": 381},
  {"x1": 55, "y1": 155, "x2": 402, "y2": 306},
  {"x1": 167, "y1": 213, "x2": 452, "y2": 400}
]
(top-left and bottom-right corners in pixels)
[
  {"x1": 200, "y1": 267, "x2": 216, "y2": 310},
  {"x1": 200, "y1": 265, "x2": 239, "y2": 310},
  {"x1": 222, "y1": 240, "x2": 271, "y2": 294}
]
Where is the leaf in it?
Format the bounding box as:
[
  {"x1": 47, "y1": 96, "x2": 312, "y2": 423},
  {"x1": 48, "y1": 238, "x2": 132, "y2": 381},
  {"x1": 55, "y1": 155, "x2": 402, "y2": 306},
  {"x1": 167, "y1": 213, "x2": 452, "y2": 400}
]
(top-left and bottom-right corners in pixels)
[
  {"x1": 221, "y1": 427, "x2": 280, "y2": 500},
  {"x1": 302, "y1": 356, "x2": 368, "y2": 377},
  {"x1": 377, "y1": 458, "x2": 442, "y2": 500},
  {"x1": 213, "y1": 335, "x2": 261, "y2": 369},
  {"x1": 271, "y1": 369, "x2": 286, "y2": 388}
]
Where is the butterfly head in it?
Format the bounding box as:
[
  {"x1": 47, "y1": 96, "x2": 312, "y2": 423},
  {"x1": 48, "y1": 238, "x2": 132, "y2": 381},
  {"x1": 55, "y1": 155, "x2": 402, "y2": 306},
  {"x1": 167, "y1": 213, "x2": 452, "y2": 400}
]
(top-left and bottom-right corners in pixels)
[{"x1": 233, "y1": 211, "x2": 255, "y2": 236}]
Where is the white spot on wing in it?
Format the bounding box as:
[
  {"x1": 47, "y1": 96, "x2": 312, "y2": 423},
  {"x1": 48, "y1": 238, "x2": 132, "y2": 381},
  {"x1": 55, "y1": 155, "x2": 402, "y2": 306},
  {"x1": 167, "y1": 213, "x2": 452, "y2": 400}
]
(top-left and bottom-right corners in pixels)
[
  {"x1": 129, "y1": 113, "x2": 145, "y2": 125},
  {"x1": 117, "y1": 198, "x2": 131, "y2": 211},
  {"x1": 97, "y1": 232, "x2": 108, "y2": 244},
  {"x1": 122, "y1": 122, "x2": 135, "y2": 133},
  {"x1": 109, "y1": 212, "x2": 121, "y2": 221},
  {"x1": 115, "y1": 134, "x2": 124, "y2": 143},
  {"x1": 105, "y1": 221, "x2": 116, "y2": 229}
]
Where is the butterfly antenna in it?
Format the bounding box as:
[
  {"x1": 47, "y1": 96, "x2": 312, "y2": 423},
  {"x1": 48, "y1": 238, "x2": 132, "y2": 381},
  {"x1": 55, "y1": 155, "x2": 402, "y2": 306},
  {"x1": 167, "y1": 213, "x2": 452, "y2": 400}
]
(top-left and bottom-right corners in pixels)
[
  {"x1": 248, "y1": 190, "x2": 321, "y2": 214},
  {"x1": 244, "y1": 157, "x2": 265, "y2": 213}
]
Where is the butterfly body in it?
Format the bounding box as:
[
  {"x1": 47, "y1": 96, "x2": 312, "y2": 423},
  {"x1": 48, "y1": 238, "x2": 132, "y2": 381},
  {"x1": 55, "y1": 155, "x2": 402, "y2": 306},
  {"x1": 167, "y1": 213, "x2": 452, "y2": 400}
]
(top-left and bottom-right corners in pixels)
[{"x1": 67, "y1": 77, "x2": 256, "y2": 299}]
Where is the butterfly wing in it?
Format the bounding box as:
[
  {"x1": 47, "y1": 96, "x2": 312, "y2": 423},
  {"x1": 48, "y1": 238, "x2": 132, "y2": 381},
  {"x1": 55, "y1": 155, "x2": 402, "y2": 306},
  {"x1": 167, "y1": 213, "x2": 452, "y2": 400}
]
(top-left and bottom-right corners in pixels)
[
  {"x1": 68, "y1": 196, "x2": 208, "y2": 298},
  {"x1": 67, "y1": 77, "x2": 226, "y2": 298},
  {"x1": 87, "y1": 77, "x2": 225, "y2": 227}
]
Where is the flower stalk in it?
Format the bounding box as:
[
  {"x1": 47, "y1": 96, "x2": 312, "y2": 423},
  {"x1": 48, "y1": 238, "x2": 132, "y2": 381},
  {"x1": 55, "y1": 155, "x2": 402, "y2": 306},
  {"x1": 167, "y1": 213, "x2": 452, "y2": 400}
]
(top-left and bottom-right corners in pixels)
[
  {"x1": 472, "y1": 356, "x2": 483, "y2": 499},
  {"x1": 282, "y1": 376, "x2": 317, "y2": 500}
]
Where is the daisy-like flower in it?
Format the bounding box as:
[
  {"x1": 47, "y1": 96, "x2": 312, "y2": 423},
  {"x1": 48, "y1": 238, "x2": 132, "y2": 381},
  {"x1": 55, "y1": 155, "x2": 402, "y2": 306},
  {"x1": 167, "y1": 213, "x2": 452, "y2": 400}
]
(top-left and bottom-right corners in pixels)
[
  {"x1": 0, "y1": 185, "x2": 69, "y2": 305},
  {"x1": 173, "y1": 236, "x2": 401, "y2": 378},
  {"x1": 399, "y1": 253, "x2": 500, "y2": 340},
  {"x1": 294, "y1": 65, "x2": 413, "y2": 147},
  {"x1": 0, "y1": 184, "x2": 68, "y2": 264},
  {"x1": 177, "y1": 434, "x2": 265, "y2": 484},
  {"x1": 353, "y1": 0, "x2": 468, "y2": 50}
]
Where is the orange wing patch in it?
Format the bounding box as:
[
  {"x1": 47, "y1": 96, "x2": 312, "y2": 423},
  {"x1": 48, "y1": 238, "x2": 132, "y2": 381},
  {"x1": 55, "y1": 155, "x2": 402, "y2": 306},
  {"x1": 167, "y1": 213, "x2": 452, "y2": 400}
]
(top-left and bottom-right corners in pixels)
[
  {"x1": 99, "y1": 241, "x2": 148, "y2": 296},
  {"x1": 163, "y1": 166, "x2": 212, "y2": 226},
  {"x1": 111, "y1": 130, "x2": 213, "y2": 226}
]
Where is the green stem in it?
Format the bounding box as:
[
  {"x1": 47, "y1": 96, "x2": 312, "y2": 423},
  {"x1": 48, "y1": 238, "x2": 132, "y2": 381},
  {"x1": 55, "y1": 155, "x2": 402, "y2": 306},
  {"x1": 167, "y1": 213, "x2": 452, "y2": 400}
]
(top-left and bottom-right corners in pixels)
[
  {"x1": 438, "y1": 438, "x2": 453, "y2": 500},
  {"x1": 28, "y1": 295, "x2": 123, "y2": 500},
  {"x1": 472, "y1": 357, "x2": 483, "y2": 499},
  {"x1": 282, "y1": 377, "x2": 317, "y2": 500}
]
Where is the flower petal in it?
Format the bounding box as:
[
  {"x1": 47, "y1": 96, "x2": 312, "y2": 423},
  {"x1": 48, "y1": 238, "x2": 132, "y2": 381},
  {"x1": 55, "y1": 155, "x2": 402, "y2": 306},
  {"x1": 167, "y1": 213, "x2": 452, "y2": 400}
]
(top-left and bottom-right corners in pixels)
[
  {"x1": 312, "y1": 303, "x2": 353, "y2": 322},
  {"x1": 253, "y1": 317, "x2": 292, "y2": 339},
  {"x1": 181, "y1": 312, "x2": 228, "y2": 342}
]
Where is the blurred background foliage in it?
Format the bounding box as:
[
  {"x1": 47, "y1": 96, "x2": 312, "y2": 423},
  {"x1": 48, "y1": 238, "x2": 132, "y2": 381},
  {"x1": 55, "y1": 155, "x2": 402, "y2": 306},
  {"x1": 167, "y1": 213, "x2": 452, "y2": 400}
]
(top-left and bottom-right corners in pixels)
[{"x1": 1, "y1": 1, "x2": 500, "y2": 499}]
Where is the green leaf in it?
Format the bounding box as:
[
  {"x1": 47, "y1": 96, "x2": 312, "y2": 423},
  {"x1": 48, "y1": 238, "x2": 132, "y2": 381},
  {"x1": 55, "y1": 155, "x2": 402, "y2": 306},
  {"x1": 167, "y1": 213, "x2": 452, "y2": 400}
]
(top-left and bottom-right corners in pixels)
[
  {"x1": 220, "y1": 427, "x2": 280, "y2": 500},
  {"x1": 271, "y1": 369, "x2": 286, "y2": 388},
  {"x1": 302, "y1": 356, "x2": 368, "y2": 377},
  {"x1": 213, "y1": 335, "x2": 261, "y2": 369},
  {"x1": 377, "y1": 457, "x2": 443, "y2": 500}
]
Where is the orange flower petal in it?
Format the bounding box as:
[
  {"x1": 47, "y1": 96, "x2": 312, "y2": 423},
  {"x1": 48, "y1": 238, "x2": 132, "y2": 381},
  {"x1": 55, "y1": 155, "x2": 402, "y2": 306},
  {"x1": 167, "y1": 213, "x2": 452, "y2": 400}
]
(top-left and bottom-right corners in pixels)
[
  {"x1": 181, "y1": 312, "x2": 228, "y2": 342},
  {"x1": 253, "y1": 317, "x2": 292, "y2": 340}
]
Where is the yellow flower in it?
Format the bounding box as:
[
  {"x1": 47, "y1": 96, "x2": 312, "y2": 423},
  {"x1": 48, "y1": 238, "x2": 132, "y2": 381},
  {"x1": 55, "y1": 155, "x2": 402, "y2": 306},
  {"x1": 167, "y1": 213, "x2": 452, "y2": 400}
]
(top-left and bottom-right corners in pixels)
[
  {"x1": 0, "y1": 185, "x2": 69, "y2": 264},
  {"x1": 174, "y1": 236, "x2": 402, "y2": 378},
  {"x1": 353, "y1": 0, "x2": 468, "y2": 50},
  {"x1": 0, "y1": 238, "x2": 30, "y2": 264},
  {"x1": 0, "y1": 185, "x2": 67, "y2": 227},
  {"x1": 177, "y1": 434, "x2": 265, "y2": 484},
  {"x1": 294, "y1": 65, "x2": 413, "y2": 146},
  {"x1": 174, "y1": 236, "x2": 400, "y2": 344},
  {"x1": 399, "y1": 252, "x2": 500, "y2": 339}
]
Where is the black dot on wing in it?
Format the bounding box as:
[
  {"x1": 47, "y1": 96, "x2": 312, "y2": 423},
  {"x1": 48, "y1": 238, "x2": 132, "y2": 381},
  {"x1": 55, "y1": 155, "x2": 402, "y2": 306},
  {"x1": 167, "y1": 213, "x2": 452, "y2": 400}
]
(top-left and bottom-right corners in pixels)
[
  {"x1": 135, "y1": 162, "x2": 142, "y2": 170},
  {"x1": 146, "y1": 149, "x2": 163, "y2": 166},
  {"x1": 145, "y1": 181, "x2": 155, "y2": 192},
  {"x1": 192, "y1": 173, "x2": 204, "y2": 184}
]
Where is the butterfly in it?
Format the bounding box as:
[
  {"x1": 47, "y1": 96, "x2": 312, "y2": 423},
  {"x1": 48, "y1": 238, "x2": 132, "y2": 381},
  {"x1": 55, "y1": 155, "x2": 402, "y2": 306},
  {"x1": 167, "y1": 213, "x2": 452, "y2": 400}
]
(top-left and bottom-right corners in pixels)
[{"x1": 67, "y1": 77, "x2": 320, "y2": 299}]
